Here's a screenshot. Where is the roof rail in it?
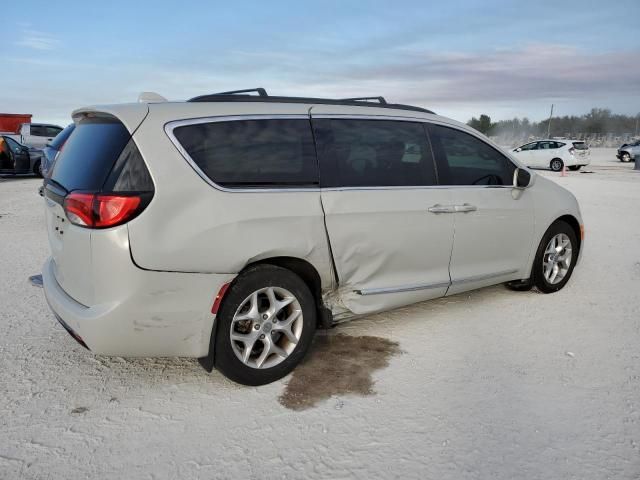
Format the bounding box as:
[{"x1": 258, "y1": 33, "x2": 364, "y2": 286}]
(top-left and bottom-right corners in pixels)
[
  {"x1": 187, "y1": 90, "x2": 434, "y2": 115},
  {"x1": 189, "y1": 88, "x2": 268, "y2": 102},
  {"x1": 341, "y1": 96, "x2": 387, "y2": 104},
  {"x1": 212, "y1": 88, "x2": 268, "y2": 97}
]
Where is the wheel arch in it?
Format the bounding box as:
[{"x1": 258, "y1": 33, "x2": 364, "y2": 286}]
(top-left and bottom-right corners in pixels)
[
  {"x1": 199, "y1": 256, "x2": 329, "y2": 373},
  {"x1": 553, "y1": 214, "x2": 582, "y2": 253},
  {"x1": 247, "y1": 256, "x2": 323, "y2": 309}
]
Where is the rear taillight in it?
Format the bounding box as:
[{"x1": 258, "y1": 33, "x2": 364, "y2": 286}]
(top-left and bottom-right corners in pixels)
[
  {"x1": 569, "y1": 147, "x2": 575, "y2": 155},
  {"x1": 63, "y1": 192, "x2": 147, "y2": 228}
]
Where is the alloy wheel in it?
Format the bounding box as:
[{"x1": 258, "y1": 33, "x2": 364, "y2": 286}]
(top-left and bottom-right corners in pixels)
[
  {"x1": 543, "y1": 233, "x2": 573, "y2": 285},
  {"x1": 229, "y1": 286, "x2": 303, "y2": 369}
]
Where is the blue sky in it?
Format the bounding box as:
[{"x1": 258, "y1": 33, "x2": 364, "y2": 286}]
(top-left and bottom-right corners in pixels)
[{"x1": 2, "y1": 0, "x2": 639, "y2": 126}]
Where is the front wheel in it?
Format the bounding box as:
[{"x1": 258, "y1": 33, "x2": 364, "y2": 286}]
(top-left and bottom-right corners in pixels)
[
  {"x1": 213, "y1": 265, "x2": 316, "y2": 386},
  {"x1": 620, "y1": 153, "x2": 631, "y2": 163},
  {"x1": 568, "y1": 165, "x2": 581, "y2": 171},
  {"x1": 550, "y1": 158, "x2": 564, "y2": 172},
  {"x1": 532, "y1": 221, "x2": 578, "y2": 293}
]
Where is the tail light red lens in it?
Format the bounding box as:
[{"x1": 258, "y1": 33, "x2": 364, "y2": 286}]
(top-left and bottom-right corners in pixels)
[
  {"x1": 63, "y1": 193, "x2": 95, "y2": 226},
  {"x1": 64, "y1": 192, "x2": 145, "y2": 228}
]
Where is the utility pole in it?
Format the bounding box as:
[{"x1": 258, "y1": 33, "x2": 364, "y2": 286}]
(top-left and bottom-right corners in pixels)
[{"x1": 546, "y1": 104, "x2": 554, "y2": 138}]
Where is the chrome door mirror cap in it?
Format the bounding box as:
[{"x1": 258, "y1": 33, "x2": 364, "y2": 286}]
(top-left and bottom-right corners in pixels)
[{"x1": 513, "y1": 167, "x2": 532, "y2": 189}]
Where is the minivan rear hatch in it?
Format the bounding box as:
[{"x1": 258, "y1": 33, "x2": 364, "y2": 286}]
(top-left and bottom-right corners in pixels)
[{"x1": 44, "y1": 109, "x2": 151, "y2": 306}]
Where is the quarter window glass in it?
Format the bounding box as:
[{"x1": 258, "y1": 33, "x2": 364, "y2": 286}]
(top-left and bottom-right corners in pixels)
[
  {"x1": 519, "y1": 142, "x2": 538, "y2": 151},
  {"x1": 173, "y1": 119, "x2": 318, "y2": 188},
  {"x1": 313, "y1": 119, "x2": 437, "y2": 187},
  {"x1": 428, "y1": 124, "x2": 516, "y2": 186}
]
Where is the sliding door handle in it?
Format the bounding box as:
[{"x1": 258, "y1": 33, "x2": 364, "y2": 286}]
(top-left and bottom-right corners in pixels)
[
  {"x1": 454, "y1": 203, "x2": 477, "y2": 213},
  {"x1": 428, "y1": 204, "x2": 456, "y2": 214}
]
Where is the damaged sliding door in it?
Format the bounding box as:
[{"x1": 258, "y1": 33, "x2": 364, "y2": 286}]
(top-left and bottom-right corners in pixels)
[{"x1": 312, "y1": 116, "x2": 454, "y2": 317}]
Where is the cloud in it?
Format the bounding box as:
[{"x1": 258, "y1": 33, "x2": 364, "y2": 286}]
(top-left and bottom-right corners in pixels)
[
  {"x1": 324, "y1": 44, "x2": 640, "y2": 107},
  {"x1": 15, "y1": 29, "x2": 60, "y2": 51}
]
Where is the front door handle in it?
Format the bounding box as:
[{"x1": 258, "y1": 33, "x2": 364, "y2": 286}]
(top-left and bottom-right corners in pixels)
[
  {"x1": 454, "y1": 203, "x2": 477, "y2": 213},
  {"x1": 428, "y1": 204, "x2": 457, "y2": 214}
]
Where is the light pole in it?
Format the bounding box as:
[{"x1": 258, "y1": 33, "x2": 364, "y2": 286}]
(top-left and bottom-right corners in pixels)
[{"x1": 546, "y1": 104, "x2": 554, "y2": 138}]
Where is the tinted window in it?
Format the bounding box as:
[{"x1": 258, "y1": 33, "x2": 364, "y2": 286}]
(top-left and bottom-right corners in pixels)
[
  {"x1": 49, "y1": 124, "x2": 75, "y2": 150},
  {"x1": 314, "y1": 119, "x2": 437, "y2": 187},
  {"x1": 103, "y1": 139, "x2": 154, "y2": 192},
  {"x1": 538, "y1": 141, "x2": 557, "y2": 150},
  {"x1": 572, "y1": 142, "x2": 588, "y2": 150},
  {"x1": 30, "y1": 125, "x2": 46, "y2": 136},
  {"x1": 519, "y1": 142, "x2": 538, "y2": 151},
  {"x1": 45, "y1": 126, "x2": 63, "y2": 137},
  {"x1": 4, "y1": 137, "x2": 22, "y2": 151},
  {"x1": 173, "y1": 119, "x2": 317, "y2": 188},
  {"x1": 50, "y1": 116, "x2": 132, "y2": 192},
  {"x1": 428, "y1": 124, "x2": 515, "y2": 186}
]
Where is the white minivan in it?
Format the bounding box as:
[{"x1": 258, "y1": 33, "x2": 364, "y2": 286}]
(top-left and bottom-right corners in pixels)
[{"x1": 42, "y1": 89, "x2": 584, "y2": 385}]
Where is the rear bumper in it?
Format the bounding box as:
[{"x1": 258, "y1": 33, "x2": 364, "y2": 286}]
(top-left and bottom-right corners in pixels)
[{"x1": 43, "y1": 256, "x2": 235, "y2": 357}]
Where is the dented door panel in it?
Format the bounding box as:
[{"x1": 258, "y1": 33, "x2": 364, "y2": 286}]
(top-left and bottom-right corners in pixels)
[{"x1": 320, "y1": 188, "x2": 454, "y2": 316}]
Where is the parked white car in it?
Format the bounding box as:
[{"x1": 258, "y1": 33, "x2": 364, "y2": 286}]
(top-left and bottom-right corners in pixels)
[
  {"x1": 512, "y1": 139, "x2": 591, "y2": 171},
  {"x1": 42, "y1": 89, "x2": 584, "y2": 385},
  {"x1": 4, "y1": 123, "x2": 64, "y2": 149}
]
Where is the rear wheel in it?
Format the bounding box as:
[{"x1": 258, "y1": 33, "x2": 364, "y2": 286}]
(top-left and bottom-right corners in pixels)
[
  {"x1": 621, "y1": 152, "x2": 631, "y2": 163},
  {"x1": 33, "y1": 160, "x2": 43, "y2": 178},
  {"x1": 550, "y1": 158, "x2": 564, "y2": 172},
  {"x1": 531, "y1": 221, "x2": 578, "y2": 293},
  {"x1": 214, "y1": 265, "x2": 316, "y2": 386},
  {"x1": 568, "y1": 165, "x2": 581, "y2": 171}
]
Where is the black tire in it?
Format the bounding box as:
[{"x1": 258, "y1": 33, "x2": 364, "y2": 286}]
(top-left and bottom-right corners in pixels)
[
  {"x1": 214, "y1": 264, "x2": 316, "y2": 386},
  {"x1": 33, "y1": 160, "x2": 43, "y2": 178},
  {"x1": 550, "y1": 158, "x2": 564, "y2": 172},
  {"x1": 620, "y1": 152, "x2": 631, "y2": 163},
  {"x1": 531, "y1": 221, "x2": 578, "y2": 293},
  {"x1": 568, "y1": 165, "x2": 581, "y2": 171}
]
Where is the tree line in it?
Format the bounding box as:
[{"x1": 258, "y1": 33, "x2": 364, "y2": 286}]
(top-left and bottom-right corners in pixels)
[{"x1": 468, "y1": 109, "x2": 640, "y2": 145}]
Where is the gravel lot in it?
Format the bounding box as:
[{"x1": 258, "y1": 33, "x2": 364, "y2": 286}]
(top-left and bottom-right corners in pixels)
[{"x1": 1, "y1": 148, "x2": 638, "y2": 479}]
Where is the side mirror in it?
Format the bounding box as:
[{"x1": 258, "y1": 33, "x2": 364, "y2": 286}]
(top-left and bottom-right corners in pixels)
[
  {"x1": 514, "y1": 147, "x2": 522, "y2": 152},
  {"x1": 513, "y1": 168, "x2": 531, "y2": 189}
]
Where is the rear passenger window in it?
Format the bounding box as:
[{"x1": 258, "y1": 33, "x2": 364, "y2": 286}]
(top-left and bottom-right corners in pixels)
[
  {"x1": 428, "y1": 124, "x2": 515, "y2": 186},
  {"x1": 313, "y1": 119, "x2": 437, "y2": 187},
  {"x1": 172, "y1": 119, "x2": 318, "y2": 188}
]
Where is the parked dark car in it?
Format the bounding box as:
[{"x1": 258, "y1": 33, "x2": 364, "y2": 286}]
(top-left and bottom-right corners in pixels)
[
  {"x1": 0, "y1": 135, "x2": 44, "y2": 176},
  {"x1": 42, "y1": 124, "x2": 75, "y2": 177}
]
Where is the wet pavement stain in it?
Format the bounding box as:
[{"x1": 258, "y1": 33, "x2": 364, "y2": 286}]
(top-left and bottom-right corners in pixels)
[{"x1": 279, "y1": 334, "x2": 402, "y2": 411}]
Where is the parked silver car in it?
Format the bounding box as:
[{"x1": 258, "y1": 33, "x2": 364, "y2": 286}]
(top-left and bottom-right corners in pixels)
[
  {"x1": 617, "y1": 139, "x2": 640, "y2": 162},
  {"x1": 42, "y1": 89, "x2": 584, "y2": 385}
]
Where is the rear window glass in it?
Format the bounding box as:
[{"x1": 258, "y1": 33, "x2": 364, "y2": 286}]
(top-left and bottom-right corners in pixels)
[
  {"x1": 49, "y1": 124, "x2": 75, "y2": 149},
  {"x1": 172, "y1": 119, "x2": 318, "y2": 188},
  {"x1": 572, "y1": 142, "x2": 588, "y2": 150},
  {"x1": 50, "y1": 116, "x2": 131, "y2": 192}
]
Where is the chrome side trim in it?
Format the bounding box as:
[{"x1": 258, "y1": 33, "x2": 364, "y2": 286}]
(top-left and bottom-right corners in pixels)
[
  {"x1": 164, "y1": 114, "x2": 321, "y2": 194},
  {"x1": 354, "y1": 281, "x2": 450, "y2": 296},
  {"x1": 451, "y1": 269, "x2": 518, "y2": 285}
]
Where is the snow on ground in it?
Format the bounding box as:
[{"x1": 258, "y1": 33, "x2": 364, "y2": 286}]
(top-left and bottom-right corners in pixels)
[{"x1": 1, "y1": 149, "x2": 639, "y2": 479}]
